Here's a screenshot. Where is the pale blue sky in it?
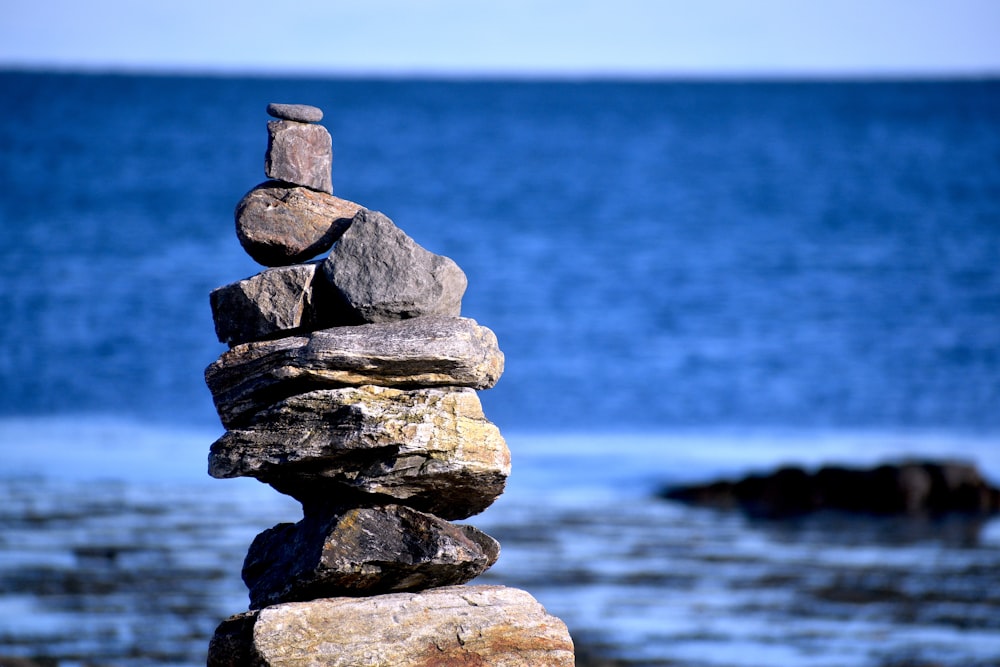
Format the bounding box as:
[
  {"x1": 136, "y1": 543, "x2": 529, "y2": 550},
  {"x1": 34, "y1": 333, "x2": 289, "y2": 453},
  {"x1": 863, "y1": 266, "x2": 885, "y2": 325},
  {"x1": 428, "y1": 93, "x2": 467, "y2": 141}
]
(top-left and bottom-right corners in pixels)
[{"x1": 2, "y1": 0, "x2": 999, "y2": 77}]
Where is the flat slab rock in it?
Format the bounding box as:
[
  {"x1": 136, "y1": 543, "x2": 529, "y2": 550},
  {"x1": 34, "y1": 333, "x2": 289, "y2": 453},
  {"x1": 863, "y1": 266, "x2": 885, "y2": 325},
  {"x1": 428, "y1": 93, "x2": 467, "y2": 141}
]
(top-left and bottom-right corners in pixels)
[
  {"x1": 266, "y1": 103, "x2": 323, "y2": 123},
  {"x1": 205, "y1": 316, "x2": 504, "y2": 429},
  {"x1": 265, "y1": 120, "x2": 333, "y2": 194},
  {"x1": 208, "y1": 585, "x2": 575, "y2": 667},
  {"x1": 323, "y1": 209, "x2": 467, "y2": 323},
  {"x1": 242, "y1": 504, "x2": 499, "y2": 609},
  {"x1": 235, "y1": 181, "x2": 361, "y2": 267},
  {"x1": 210, "y1": 262, "x2": 358, "y2": 346},
  {"x1": 210, "y1": 385, "x2": 509, "y2": 519}
]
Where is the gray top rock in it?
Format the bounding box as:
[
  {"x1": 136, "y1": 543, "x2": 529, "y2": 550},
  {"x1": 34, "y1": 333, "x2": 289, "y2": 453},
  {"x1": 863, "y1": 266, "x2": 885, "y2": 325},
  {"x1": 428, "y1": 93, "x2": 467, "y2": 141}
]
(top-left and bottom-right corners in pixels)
[{"x1": 266, "y1": 103, "x2": 323, "y2": 123}]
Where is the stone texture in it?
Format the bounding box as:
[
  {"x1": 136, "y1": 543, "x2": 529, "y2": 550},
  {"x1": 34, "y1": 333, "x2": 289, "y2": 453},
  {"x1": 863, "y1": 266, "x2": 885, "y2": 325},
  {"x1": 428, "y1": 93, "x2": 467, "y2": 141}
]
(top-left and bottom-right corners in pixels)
[
  {"x1": 242, "y1": 505, "x2": 500, "y2": 608},
  {"x1": 209, "y1": 262, "x2": 359, "y2": 346},
  {"x1": 323, "y1": 209, "x2": 467, "y2": 322},
  {"x1": 210, "y1": 385, "x2": 509, "y2": 518},
  {"x1": 235, "y1": 181, "x2": 361, "y2": 267},
  {"x1": 207, "y1": 585, "x2": 575, "y2": 667},
  {"x1": 266, "y1": 103, "x2": 323, "y2": 123},
  {"x1": 205, "y1": 316, "x2": 504, "y2": 429},
  {"x1": 265, "y1": 120, "x2": 333, "y2": 193},
  {"x1": 660, "y1": 460, "x2": 1000, "y2": 518}
]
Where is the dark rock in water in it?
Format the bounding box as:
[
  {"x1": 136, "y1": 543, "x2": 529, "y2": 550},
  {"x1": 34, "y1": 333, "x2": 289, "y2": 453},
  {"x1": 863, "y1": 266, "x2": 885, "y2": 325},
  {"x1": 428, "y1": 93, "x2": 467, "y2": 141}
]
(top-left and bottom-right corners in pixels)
[
  {"x1": 208, "y1": 385, "x2": 509, "y2": 519},
  {"x1": 265, "y1": 120, "x2": 333, "y2": 193},
  {"x1": 235, "y1": 181, "x2": 361, "y2": 266},
  {"x1": 322, "y1": 209, "x2": 467, "y2": 323},
  {"x1": 241, "y1": 505, "x2": 500, "y2": 608},
  {"x1": 204, "y1": 316, "x2": 504, "y2": 429},
  {"x1": 209, "y1": 262, "x2": 358, "y2": 346},
  {"x1": 208, "y1": 585, "x2": 575, "y2": 667},
  {"x1": 660, "y1": 460, "x2": 1000, "y2": 518},
  {"x1": 266, "y1": 102, "x2": 323, "y2": 123}
]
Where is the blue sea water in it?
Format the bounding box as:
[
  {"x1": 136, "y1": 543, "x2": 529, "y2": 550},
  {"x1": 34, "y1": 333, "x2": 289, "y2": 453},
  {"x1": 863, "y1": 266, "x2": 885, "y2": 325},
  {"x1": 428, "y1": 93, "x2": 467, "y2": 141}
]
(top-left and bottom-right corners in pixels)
[{"x1": 1, "y1": 71, "x2": 1000, "y2": 666}]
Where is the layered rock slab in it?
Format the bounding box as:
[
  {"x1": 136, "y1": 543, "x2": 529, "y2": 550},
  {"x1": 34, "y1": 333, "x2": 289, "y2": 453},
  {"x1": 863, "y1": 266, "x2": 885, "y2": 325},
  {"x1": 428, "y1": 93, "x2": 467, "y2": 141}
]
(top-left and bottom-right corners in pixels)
[
  {"x1": 265, "y1": 120, "x2": 333, "y2": 194},
  {"x1": 205, "y1": 316, "x2": 504, "y2": 429},
  {"x1": 208, "y1": 585, "x2": 575, "y2": 667},
  {"x1": 210, "y1": 385, "x2": 509, "y2": 518},
  {"x1": 242, "y1": 505, "x2": 500, "y2": 608},
  {"x1": 323, "y1": 209, "x2": 468, "y2": 322},
  {"x1": 209, "y1": 262, "x2": 357, "y2": 346},
  {"x1": 235, "y1": 182, "x2": 361, "y2": 267}
]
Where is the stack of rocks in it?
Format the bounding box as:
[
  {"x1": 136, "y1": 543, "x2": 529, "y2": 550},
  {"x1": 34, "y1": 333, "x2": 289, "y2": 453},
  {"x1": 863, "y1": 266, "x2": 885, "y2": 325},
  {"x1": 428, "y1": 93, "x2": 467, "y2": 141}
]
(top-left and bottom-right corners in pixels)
[{"x1": 205, "y1": 103, "x2": 574, "y2": 666}]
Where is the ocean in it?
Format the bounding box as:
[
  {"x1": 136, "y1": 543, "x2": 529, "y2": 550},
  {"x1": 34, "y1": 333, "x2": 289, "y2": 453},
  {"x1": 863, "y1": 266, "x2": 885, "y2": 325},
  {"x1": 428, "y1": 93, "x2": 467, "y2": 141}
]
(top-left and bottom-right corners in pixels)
[{"x1": 1, "y1": 71, "x2": 999, "y2": 666}]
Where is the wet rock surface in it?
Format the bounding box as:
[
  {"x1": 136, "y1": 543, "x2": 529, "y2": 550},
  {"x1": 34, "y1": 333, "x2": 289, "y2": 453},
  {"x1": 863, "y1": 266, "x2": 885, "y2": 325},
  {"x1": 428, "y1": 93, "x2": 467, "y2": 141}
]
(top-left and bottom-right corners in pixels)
[
  {"x1": 660, "y1": 459, "x2": 1000, "y2": 518},
  {"x1": 208, "y1": 585, "x2": 574, "y2": 667}
]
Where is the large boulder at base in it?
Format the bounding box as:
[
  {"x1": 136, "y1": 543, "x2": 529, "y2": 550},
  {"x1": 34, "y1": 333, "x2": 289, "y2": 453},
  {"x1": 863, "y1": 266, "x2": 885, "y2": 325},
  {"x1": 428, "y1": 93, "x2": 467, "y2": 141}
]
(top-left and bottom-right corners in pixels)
[
  {"x1": 265, "y1": 120, "x2": 333, "y2": 193},
  {"x1": 209, "y1": 386, "x2": 509, "y2": 519},
  {"x1": 208, "y1": 585, "x2": 575, "y2": 667},
  {"x1": 322, "y1": 209, "x2": 467, "y2": 322},
  {"x1": 660, "y1": 460, "x2": 1000, "y2": 518},
  {"x1": 205, "y1": 317, "x2": 504, "y2": 429},
  {"x1": 242, "y1": 505, "x2": 500, "y2": 608},
  {"x1": 209, "y1": 262, "x2": 358, "y2": 346},
  {"x1": 235, "y1": 181, "x2": 361, "y2": 266}
]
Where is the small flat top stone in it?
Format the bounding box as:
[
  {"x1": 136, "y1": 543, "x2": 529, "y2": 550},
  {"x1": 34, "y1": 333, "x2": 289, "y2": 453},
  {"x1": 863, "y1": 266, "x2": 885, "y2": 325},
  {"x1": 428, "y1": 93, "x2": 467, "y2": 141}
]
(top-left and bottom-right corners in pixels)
[{"x1": 266, "y1": 103, "x2": 323, "y2": 123}]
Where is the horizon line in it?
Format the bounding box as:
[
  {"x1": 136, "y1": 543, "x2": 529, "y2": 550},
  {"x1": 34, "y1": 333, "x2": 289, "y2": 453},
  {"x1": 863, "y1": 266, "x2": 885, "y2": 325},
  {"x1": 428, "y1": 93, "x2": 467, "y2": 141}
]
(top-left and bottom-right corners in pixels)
[{"x1": 3, "y1": 61, "x2": 1000, "y2": 83}]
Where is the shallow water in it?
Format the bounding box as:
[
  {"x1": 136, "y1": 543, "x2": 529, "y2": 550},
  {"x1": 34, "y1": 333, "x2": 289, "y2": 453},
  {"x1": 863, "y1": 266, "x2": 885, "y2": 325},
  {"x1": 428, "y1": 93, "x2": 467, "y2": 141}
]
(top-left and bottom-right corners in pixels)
[{"x1": 3, "y1": 421, "x2": 999, "y2": 666}]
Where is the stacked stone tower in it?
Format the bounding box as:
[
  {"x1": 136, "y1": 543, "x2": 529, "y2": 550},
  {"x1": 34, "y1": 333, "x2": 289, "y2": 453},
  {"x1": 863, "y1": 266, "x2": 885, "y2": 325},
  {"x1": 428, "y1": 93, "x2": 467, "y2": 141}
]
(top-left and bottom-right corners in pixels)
[{"x1": 205, "y1": 103, "x2": 574, "y2": 666}]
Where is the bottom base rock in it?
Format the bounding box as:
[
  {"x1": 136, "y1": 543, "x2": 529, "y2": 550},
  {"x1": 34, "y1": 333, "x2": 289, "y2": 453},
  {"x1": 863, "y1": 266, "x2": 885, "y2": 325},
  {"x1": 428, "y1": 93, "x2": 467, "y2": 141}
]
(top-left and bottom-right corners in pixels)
[{"x1": 208, "y1": 584, "x2": 575, "y2": 667}]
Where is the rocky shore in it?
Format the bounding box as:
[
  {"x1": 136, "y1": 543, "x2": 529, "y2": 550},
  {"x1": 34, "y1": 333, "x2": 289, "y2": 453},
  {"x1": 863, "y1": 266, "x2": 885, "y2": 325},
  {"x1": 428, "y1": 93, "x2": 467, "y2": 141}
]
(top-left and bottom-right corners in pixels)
[
  {"x1": 661, "y1": 459, "x2": 1000, "y2": 519},
  {"x1": 202, "y1": 103, "x2": 573, "y2": 665}
]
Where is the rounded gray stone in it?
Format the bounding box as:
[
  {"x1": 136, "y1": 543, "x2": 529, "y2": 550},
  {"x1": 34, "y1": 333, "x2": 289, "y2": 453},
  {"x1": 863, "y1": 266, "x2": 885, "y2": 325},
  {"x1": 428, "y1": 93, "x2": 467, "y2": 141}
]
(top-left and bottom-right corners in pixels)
[{"x1": 266, "y1": 103, "x2": 323, "y2": 123}]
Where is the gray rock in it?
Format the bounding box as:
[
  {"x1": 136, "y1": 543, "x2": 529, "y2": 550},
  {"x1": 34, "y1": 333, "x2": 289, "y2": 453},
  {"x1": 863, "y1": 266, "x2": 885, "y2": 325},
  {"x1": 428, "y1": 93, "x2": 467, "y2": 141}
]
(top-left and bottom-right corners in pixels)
[
  {"x1": 242, "y1": 505, "x2": 500, "y2": 608},
  {"x1": 235, "y1": 181, "x2": 361, "y2": 266},
  {"x1": 265, "y1": 120, "x2": 333, "y2": 193},
  {"x1": 209, "y1": 385, "x2": 510, "y2": 519},
  {"x1": 209, "y1": 262, "x2": 359, "y2": 346},
  {"x1": 204, "y1": 316, "x2": 504, "y2": 429},
  {"x1": 266, "y1": 103, "x2": 323, "y2": 123},
  {"x1": 208, "y1": 585, "x2": 576, "y2": 666},
  {"x1": 323, "y1": 209, "x2": 467, "y2": 322}
]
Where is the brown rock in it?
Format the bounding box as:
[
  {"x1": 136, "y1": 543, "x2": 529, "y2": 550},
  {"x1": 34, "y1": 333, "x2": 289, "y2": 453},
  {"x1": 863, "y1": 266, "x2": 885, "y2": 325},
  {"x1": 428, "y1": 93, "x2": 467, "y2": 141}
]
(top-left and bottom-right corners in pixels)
[
  {"x1": 242, "y1": 505, "x2": 500, "y2": 608},
  {"x1": 209, "y1": 262, "x2": 358, "y2": 346},
  {"x1": 208, "y1": 585, "x2": 575, "y2": 666},
  {"x1": 204, "y1": 316, "x2": 504, "y2": 429},
  {"x1": 209, "y1": 385, "x2": 509, "y2": 519},
  {"x1": 235, "y1": 181, "x2": 361, "y2": 267},
  {"x1": 265, "y1": 120, "x2": 333, "y2": 193}
]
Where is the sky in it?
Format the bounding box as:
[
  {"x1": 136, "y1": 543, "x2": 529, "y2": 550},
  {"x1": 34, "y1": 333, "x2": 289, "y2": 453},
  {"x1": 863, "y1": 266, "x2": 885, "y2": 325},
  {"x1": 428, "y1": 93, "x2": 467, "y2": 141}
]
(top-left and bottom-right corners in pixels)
[{"x1": 1, "y1": 0, "x2": 999, "y2": 77}]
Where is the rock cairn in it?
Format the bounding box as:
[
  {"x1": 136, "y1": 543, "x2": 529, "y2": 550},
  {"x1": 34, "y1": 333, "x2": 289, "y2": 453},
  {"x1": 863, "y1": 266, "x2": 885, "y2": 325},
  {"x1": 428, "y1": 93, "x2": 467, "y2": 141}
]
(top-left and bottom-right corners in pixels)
[{"x1": 205, "y1": 103, "x2": 574, "y2": 666}]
